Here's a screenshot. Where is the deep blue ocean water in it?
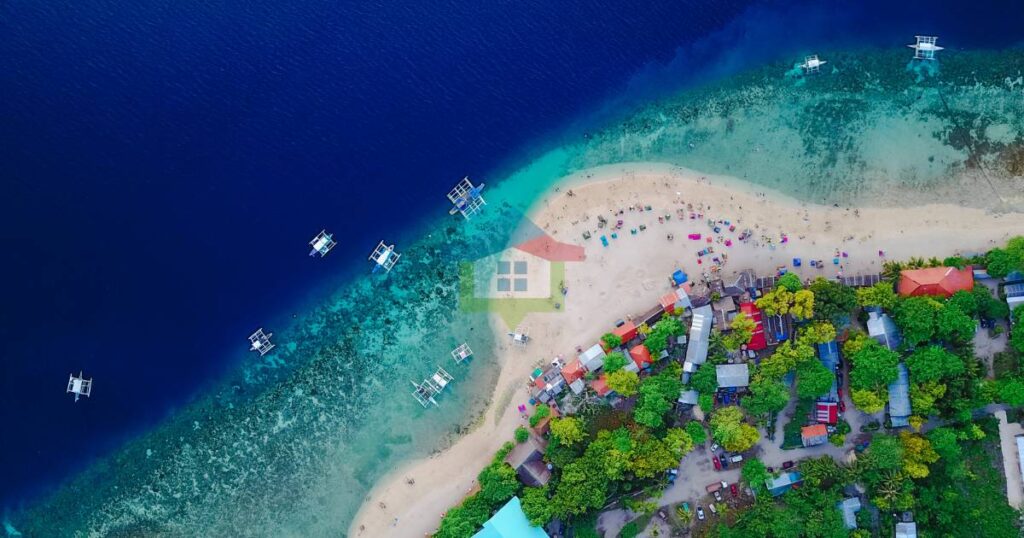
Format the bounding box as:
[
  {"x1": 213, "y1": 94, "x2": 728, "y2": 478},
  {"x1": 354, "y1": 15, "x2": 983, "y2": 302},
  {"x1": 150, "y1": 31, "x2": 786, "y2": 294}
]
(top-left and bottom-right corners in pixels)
[{"x1": 1, "y1": 0, "x2": 1022, "y2": 512}]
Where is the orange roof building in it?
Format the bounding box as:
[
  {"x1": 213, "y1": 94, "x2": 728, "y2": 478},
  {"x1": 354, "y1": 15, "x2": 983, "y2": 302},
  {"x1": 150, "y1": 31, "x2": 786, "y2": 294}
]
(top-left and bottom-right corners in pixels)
[
  {"x1": 801, "y1": 424, "x2": 828, "y2": 447},
  {"x1": 561, "y1": 359, "x2": 585, "y2": 385},
  {"x1": 592, "y1": 375, "x2": 612, "y2": 397},
  {"x1": 898, "y1": 267, "x2": 974, "y2": 297},
  {"x1": 613, "y1": 321, "x2": 638, "y2": 343},
  {"x1": 629, "y1": 344, "x2": 654, "y2": 370}
]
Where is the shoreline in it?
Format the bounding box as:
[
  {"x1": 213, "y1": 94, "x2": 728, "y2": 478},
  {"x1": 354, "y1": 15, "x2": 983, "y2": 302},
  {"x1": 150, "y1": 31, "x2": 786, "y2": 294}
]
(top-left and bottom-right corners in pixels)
[{"x1": 347, "y1": 162, "x2": 1024, "y2": 537}]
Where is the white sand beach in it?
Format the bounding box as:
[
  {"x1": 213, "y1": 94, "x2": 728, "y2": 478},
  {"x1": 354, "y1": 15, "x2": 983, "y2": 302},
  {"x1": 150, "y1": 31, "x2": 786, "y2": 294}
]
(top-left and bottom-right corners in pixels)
[{"x1": 348, "y1": 162, "x2": 1024, "y2": 538}]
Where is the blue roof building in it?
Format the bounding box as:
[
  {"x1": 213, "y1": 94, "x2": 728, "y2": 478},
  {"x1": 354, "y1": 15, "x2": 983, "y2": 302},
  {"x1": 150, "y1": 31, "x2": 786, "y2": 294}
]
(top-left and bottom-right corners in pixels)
[
  {"x1": 765, "y1": 472, "x2": 803, "y2": 497},
  {"x1": 867, "y1": 309, "x2": 902, "y2": 350},
  {"x1": 817, "y1": 341, "x2": 840, "y2": 402},
  {"x1": 473, "y1": 496, "x2": 550, "y2": 538},
  {"x1": 888, "y1": 362, "x2": 911, "y2": 428}
]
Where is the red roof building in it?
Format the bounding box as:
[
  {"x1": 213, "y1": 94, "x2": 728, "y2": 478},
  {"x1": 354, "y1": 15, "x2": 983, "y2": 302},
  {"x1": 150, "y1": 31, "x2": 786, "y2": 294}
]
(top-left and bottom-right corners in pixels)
[
  {"x1": 561, "y1": 359, "x2": 585, "y2": 385},
  {"x1": 592, "y1": 375, "x2": 612, "y2": 397},
  {"x1": 629, "y1": 344, "x2": 654, "y2": 370},
  {"x1": 801, "y1": 424, "x2": 828, "y2": 447},
  {"x1": 898, "y1": 267, "x2": 974, "y2": 297},
  {"x1": 613, "y1": 321, "x2": 638, "y2": 343},
  {"x1": 815, "y1": 402, "x2": 838, "y2": 425},
  {"x1": 738, "y1": 302, "x2": 767, "y2": 351}
]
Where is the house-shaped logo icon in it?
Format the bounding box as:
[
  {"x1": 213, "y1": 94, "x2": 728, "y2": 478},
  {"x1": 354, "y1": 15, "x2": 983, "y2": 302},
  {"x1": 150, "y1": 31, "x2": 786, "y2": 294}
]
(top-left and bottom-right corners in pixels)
[{"x1": 460, "y1": 221, "x2": 585, "y2": 330}]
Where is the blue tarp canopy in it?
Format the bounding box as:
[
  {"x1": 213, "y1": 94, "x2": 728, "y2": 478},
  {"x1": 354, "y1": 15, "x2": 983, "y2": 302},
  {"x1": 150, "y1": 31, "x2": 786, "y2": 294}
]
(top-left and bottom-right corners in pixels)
[
  {"x1": 473, "y1": 497, "x2": 549, "y2": 538},
  {"x1": 672, "y1": 270, "x2": 688, "y2": 286}
]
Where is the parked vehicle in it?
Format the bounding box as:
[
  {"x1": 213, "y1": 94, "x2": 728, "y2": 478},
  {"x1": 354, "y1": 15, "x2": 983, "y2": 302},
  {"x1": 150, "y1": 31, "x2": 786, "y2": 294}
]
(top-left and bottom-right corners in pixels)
[
  {"x1": 708, "y1": 503, "x2": 718, "y2": 515},
  {"x1": 697, "y1": 507, "x2": 706, "y2": 520},
  {"x1": 710, "y1": 443, "x2": 720, "y2": 452},
  {"x1": 766, "y1": 466, "x2": 775, "y2": 473},
  {"x1": 720, "y1": 455, "x2": 730, "y2": 468},
  {"x1": 839, "y1": 399, "x2": 846, "y2": 412},
  {"x1": 730, "y1": 454, "x2": 743, "y2": 464},
  {"x1": 713, "y1": 490, "x2": 722, "y2": 501},
  {"x1": 712, "y1": 457, "x2": 722, "y2": 471},
  {"x1": 658, "y1": 510, "x2": 668, "y2": 520},
  {"x1": 782, "y1": 460, "x2": 795, "y2": 469},
  {"x1": 730, "y1": 483, "x2": 739, "y2": 496}
]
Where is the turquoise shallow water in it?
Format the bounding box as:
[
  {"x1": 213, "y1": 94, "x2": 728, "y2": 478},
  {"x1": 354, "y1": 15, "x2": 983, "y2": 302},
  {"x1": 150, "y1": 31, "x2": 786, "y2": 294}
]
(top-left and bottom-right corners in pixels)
[{"x1": 9, "y1": 47, "x2": 1024, "y2": 537}]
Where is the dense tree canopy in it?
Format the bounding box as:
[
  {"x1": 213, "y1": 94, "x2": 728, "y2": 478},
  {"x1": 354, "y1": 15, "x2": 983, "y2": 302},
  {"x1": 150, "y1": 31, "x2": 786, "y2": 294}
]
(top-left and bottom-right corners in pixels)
[
  {"x1": 809, "y1": 277, "x2": 857, "y2": 323},
  {"x1": 606, "y1": 369, "x2": 639, "y2": 397},
  {"x1": 935, "y1": 303, "x2": 975, "y2": 344},
  {"x1": 756, "y1": 287, "x2": 814, "y2": 320},
  {"x1": 603, "y1": 351, "x2": 628, "y2": 373},
  {"x1": 710, "y1": 406, "x2": 760, "y2": 452},
  {"x1": 856, "y1": 282, "x2": 898, "y2": 310},
  {"x1": 644, "y1": 317, "x2": 684, "y2": 354},
  {"x1": 777, "y1": 272, "x2": 804, "y2": 292},
  {"x1": 634, "y1": 363, "x2": 682, "y2": 428},
  {"x1": 723, "y1": 312, "x2": 756, "y2": 351},
  {"x1": 984, "y1": 236, "x2": 1024, "y2": 278},
  {"x1": 689, "y1": 362, "x2": 718, "y2": 394},
  {"x1": 1012, "y1": 306, "x2": 1024, "y2": 354},
  {"x1": 796, "y1": 359, "x2": 836, "y2": 399},
  {"x1": 849, "y1": 339, "x2": 900, "y2": 392},
  {"x1": 550, "y1": 417, "x2": 585, "y2": 446},
  {"x1": 600, "y1": 332, "x2": 622, "y2": 349},
  {"x1": 905, "y1": 345, "x2": 964, "y2": 383},
  {"x1": 894, "y1": 296, "x2": 942, "y2": 347},
  {"x1": 743, "y1": 377, "x2": 790, "y2": 416},
  {"x1": 685, "y1": 421, "x2": 707, "y2": 445}
]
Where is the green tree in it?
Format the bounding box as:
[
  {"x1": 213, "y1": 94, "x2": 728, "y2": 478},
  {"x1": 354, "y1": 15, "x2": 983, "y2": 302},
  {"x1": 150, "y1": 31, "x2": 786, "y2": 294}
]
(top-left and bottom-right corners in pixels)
[
  {"x1": 910, "y1": 381, "x2": 946, "y2": 416},
  {"x1": 777, "y1": 272, "x2": 804, "y2": 292},
  {"x1": 899, "y1": 430, "x2": 939, "y2": 478},
  {"x1": 742, "y1": 377, "x2": 789, "y2": 416},
  {"x1": 603, "y1": 351, "x2": 628, "y2": 373},
  {"x1": 550, "y1": 416, "x2": 585, "y2": 446},
  {"x1": 857, "y1": 282, "x2": 898, "y2": 310},
  {"x1": 851, "y1": 388, "x2": 887, "y2": 413},
  {"x1": 867, "y1": 435, "x2": 905, "y2": 472},
  {"x1": 528, "y1": 404, "x2": 551, "y2": 428},
  {"x1": 935, "y1": 303, "x2": 976, "y2": 343},
  {"x1": 698, "y1": 393, "x2": 714, "y2": 413},
  {"x1": 800, "y1": 322, "x2": 836, "y2": 345},
  {"x1": 645, "y1": 317, "x2": 684, "y2": 354},
  {"x1": 905, "y1": 345, "x2": 964, "y2": 383},
  {"x1": 997, "y1": 378, "x2": 1024, "y2": 406},
  {"x1": 710, "y1": 406, "x2": 760, "y2": 452},
  {"x1": 723, "y1": 312, "x2": 756, "y2": 351},
  {"x1": 1011, "y1": 306, "x2": 1024, "y2": 354},
  {"x1": 947, "y1": 290, "x2": 978, "y2": 317},
  {"x1": 606, "y1": 369, "x2": 639, "y2": 397},
  {"x1": 974, "y1": 285, "x2": 1010, "y2": 320},
  {"x1": 685, "y1": 421, "x2": 707, "y2": 445},
  {"x1": 894, "y1": 296, "x2": 942, "y2": 347},
  {"x1": 520, "y1": 486, "x2": 553, "y2": 526},
  {"x1": 849, "y1": 339, "x2": 900, "y2": 392},
  {"x1": 634, "y1": 364, "x2": 683, "y2": 428},
  {"x1": 741, "y1": 458, "x2": 770, "y2": 492},
  {"x1": 809, "y1": 277, "x2": 857, "y2": 323},
  {"x1": 756, "y1": 287, "x2": 794, "y2": 317},
  {"x1": 689, "y1": 363, "x2": 718, "y2": 394},
  {"x1": 514, "y1": 426, "x2": 529, "y2": 443},
  {"x1": 796, "y1": 360, "x2": 836, "y2": 399},
  {"x1": 477, "y1": 462, "x2": 520, "y2": 503},
  {"x1": 759, "y1": 339, "x2": 815, "y2": 379},
  {"x1": 600, "y1": 332, "x2": 622, "y2": 349}
]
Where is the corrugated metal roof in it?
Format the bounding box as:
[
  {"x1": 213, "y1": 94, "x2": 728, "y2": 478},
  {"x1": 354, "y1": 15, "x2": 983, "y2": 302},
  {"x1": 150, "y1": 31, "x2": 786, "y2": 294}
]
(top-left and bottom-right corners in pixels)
[
  {"x1": 838, "y1": 497, "x2": 861, "y2": 529},
  {"x1": 684, "y1": 305, "x2": 713, "y2": 367},
  {"x1": 888, "y1": 362, "x2": 911, "y2": 424},
  {"x1": 817, "y1": 341, "x2": 840, "y2": 401},
  {"x1": 867, "y1": 310, "x2": 902, "y2": 350},
  {"x1": 894, "y1": 522, "x2": 917, "y2": 538},
  {"x1": 716, "y1": 363, "x2": 750, "y2": 388}
]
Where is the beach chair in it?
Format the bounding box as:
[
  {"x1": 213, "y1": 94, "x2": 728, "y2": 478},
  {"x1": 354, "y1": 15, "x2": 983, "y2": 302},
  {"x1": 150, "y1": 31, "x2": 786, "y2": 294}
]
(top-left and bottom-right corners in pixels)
[
  {"x1": 793, "y1": 258, "x2": 802, "y2": 267},
  {"x1": 600, "y1": 235, "x2": 609, "y2": 247},
  {"x1": 833, "y1": 258, "x2": 840, "y2": 265}
]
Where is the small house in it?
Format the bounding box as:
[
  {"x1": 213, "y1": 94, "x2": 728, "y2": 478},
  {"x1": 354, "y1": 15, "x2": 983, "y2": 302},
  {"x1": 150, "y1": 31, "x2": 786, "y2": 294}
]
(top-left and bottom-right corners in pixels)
[
  {"x1": 867, "y1": 309, "x2": 902, "y2": 350},
  {"x1": 816, "y1": 402, "x2": 839, "y2": 425},
  {"x1": 716, "y1": 364, "x2": 750, "y2": 389},
  {"x1": 592, "y1": 375, "x2": 612, "y2": 398},
  {"x1": 895, "y1": 522, "x2": 918, "y2": 538},
  {"x1": 801, "y1": 424, "x2": 828, "y2": 447},
  {"x1": 1005, "y1": 282, "x2": 1024, "y2": 311},
  {"x1": 579, "y1": 344, "x2": 606, "y2": 372},
  {"x1": 505, "y1": 435, "x2": 551, "y2": 487},
  {"x1": 837, "y1": 497, "x2": 861, "y2": 529},
  {"x1": 683, "y1": 305, "x2": 713, "y2": 380},
  {"x1": 765, "y1": 472, "x2": 803, "y2": 496},
  {"x1": 629, "y1": 344, "x2": 654, "y2": 370},
  {"x1": 660, "y1": 286, "x2": 692, "y2": 314},
  {"x1": 561, "y1": 360, "x2": 585, "y2": 386},
  {"x1": 723, "y1": 269, "x2": 756, "y2": 297},
  {"x1": 613, "y1": 320, "x2": 638, "y2": 344},
  {"x1": 712, "y1": 296, "x2": 737, "y2": 330},
  {"x1": 677, "y1": 389, "x2": 699, "y2": 406},
  {"x1": 898, "y1": 267, "x2": 974, "y2": 297},
  {"x1": 888, "y1": 362, "x2": 911, "y2": 428}
]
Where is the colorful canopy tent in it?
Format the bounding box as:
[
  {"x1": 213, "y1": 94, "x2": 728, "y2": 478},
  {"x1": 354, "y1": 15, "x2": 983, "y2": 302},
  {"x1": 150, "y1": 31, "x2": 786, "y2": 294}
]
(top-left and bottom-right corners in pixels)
[
  {"x1": 738, "y1": 302, "x2": 767, "y2": 351},
  {"x1": 816, "y1": 402, "x2": 838, "y2": 424},
  {"x1": 473, "y1": 496, "x2": 550, "y2": 538},
  {"x1": 672, "y1": 270, "x2": 689, "y2": 286},
  {"x1": 897, "y1": 267, "x2": 974, "y2": 297}
]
